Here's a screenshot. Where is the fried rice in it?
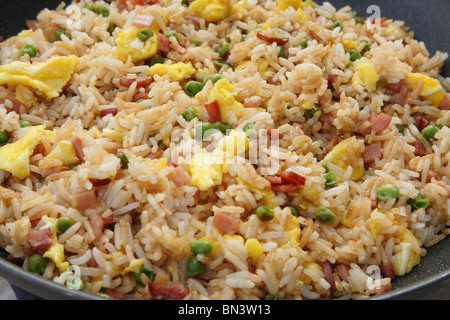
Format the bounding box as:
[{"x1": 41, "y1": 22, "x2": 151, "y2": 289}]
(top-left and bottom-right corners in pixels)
[{"x1": 0, "y1": 0, "x2": 449, "y2": 300}]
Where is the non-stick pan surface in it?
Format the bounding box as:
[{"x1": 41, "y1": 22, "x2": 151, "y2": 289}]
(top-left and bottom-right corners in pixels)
[{"x1": 0, "y1": 0, "x2": 448, "y2": 300}]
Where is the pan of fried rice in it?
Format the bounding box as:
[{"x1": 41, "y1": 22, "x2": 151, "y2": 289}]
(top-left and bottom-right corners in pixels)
[{"x1": 0, "y1": 0, "x2": 448, "y2": 300}]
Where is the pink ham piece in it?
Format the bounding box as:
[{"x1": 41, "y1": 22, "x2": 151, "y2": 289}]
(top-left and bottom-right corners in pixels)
[
  {"x1": 439, "y1": 92, "x2": 450, "y2": 110},
  {"x1": 26, "y1": 229, "x2": 53, "y2": 254},
  {"x1": 75, "y1": 190, "x2": 97, "y2": 210},
  {"x1": 212, "y1": 211, "x2": 240, "y2": 234},
  {"x1": 132, "y1": 14, "x2": 154, "y2": 28},
  {"x1": 363, "y1": 142, "x2": 383, "y2": 164},
  {"x1": 168, "y1": 167, "x2": 190, "y2": 187},
  {"x1": 90, "y1": 213, "x2": 104, "y2": 241},
  {"x1": 71, "y1": 137, "x2": 85, "y2": 163},
  {"x1": 366, "y1": 112, "x2": 392, "y2": 135},
  {"x1": 148, "y1": 283, "x2": 188, "y2": 300},
  {"x1": 157, "y1": 34, "x2": 171, "y2": 54}
]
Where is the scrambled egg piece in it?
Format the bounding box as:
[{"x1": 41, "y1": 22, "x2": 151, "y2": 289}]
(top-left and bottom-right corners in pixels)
[
  {"x1": 208, "y1": 78, "x2": 244, "y2": 122},
  {"x1": 245, "y1": 238, "x2": 264, "y2": 263},
  {"x1": 189, "y1": 0, "x2": 246, "y2": 22},
  {"x1": 276, "y1": 0, "x2": 312, "y2": 10},
  {"x1": 190, "y1": 149, "x2": 223, "y2": 191},
  {"x1": 352, "y1": 58, "x2": 379, "y2": 93},
  {"x1": 116, "y1": 27, "x2": 158, "y2": 63},
  {"x1": 343, "y1": 39, "x2": 358, "y2": 50},
  {"x1": 282, "y1": 216, "x2": 301, "y2": 247},
  {"x1": 41, "y1": 216, "x2": 70, "y2": 272},
  {"x1": 322, "y1": 136, "x2": 365, "y2": 181},
  {"x1": 0, "y1": 55, "x2": 79, "y2": 101},
  {"x1": 405, "y1": 72, "x2": 444, "y2": 107},
  {"x1": 18, "y1": 29, "x2": 34, "y2": 38},
  {"x1": 392, "y1": 239, "x2": 421, "y2": 276},
  {"x1": 215, "y1": 130, "x2": 249, "y2": 161},
  {"x1": 148, "y1": 62, "x2": 195, "y2": 82},
  {"x1": 46, "y1": 140, "x2": 79, "y2": 166},
  {"x1": 0, "y1": 125, "x2": 47, "y2": 179},
  {"x1": 121, "y1": 258, "x2": 146, "y2": 275},
  {"x1": 236, "y1": 177, "x2": 277, "y2": 208}
]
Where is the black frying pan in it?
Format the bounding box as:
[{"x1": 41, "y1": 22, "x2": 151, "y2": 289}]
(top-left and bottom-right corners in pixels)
[{"x1": 0, "y1": 0, "x2": 448, "y2": 300}]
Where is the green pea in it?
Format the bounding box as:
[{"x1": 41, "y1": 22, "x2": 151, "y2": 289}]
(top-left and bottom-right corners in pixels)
[
  {"x1": 331, "y1": 21, "x2": 343, "y2": 30},
  {"x1": 322, "y1": 164, "x2": 329, "y2": 173},
  {"x1": 96, "y1": 5, "x2": 110, "y2": 17},
  {"x1": 0, "y1": 131, "x2": 10, "y2": 144},
  {"x1": 19, "y1": 120, "x2": 32, "y2": 128},
  {"x1": 376, "y1": 184, "x2": 399, "y2": 202},
  {"x1": 346, "y1": 49, "x2": 361, "y2": 62},
  {"x1": 256, "y1": 205, "x2": 275, "y2": 222},
  {"x1": 190, "y1": 240, "x2": 213, "y2": 255},
  {"x1": 261, "y1": 99, "x2": 270, "y2": 109},
  {"x1": 264, "y1": 294, "x2": 282, "y2": 300},
  {"x1": 305, "y1": 105, "x2": 322, "y2": 119},
  {"x1": 194, "y1": 122, "x2": 213, "y2": 139},
  {"x1": 66, "y1": 276, "x2": 84, "y2": 290},
  {"x1": 148, "y1": 54, "x2": 164, "y2": 67},
  {"x1": 181, "y1": 0, "x2": 190, "y2": 6},
  {"x1": 205, "y1": 74, "x2": 223, "y2": 84},
  {"x1": 397, "y1": 125, "x2": 405, "y2": 135},
  {"x1": 354, "y1": 16, "x2": 365, "y2": 25},
  {"x1": 324, "y1": 173, "x2": 338, "y2": 188},
  {"x1": 314, "y1": 206, "x2": 336, "y2": 223},
  {"x1": 83, "y1": 3, "x2": 96, "y2": 12},
  {"x1": 137, "y1": 28, "x2": 154, "y2": 42},
  {"x1": 361, "y1": 40, "x2": 372, "y2": 53},
  {"x1": 55, "y1": 27, "x2": 70, "y2": 41},
  {"x1": 28, "y1": 254, "x2": 48, "y2": 275},
  {"x1": 184, "y1": 81, "x2": 204, "y2": 96},
  {"x1": 286, "y1": 206, "x2": 298, "y2": 217},
  {"x1": 299, "y1": 39, "x2": 308, "y2": 49},
  {"x1": 107, "y1": 21, "x2": 117, "y2": 35},
  {"x1": 18, "y1": 44, "x2": 37, "y2": 58},
  {"x1": 407, "y1": 194, "x2": 430, "y2": 210},
  {"x1": 215, "y1": 42, "x2": 231, "y2": 58},
  {"x1": 192, "y1": 39, "x2": 203, "y2": 47},
  {"x1": 116, "y1": 151, "x2": 129, "y2": 169},
  {"x1": 134, "y1": 265, "x2": 155, "y2": 282},
  {"x1": 376, "y1": 75, "x2": 387, "y2": 87},
  {"x1": 421, "y1": 124, "x2": 440, "y2": 142},
  {"x1": 244, "y1": 123, "x2": 255, "y2": 138},
  {"x1": 212, "y1": 121, "x2": 232, "y2": 135},
  {"x1": 186, "y1": 255, "x2": 205, "y2": 277},
  {"x1": 213, "y1": 59, "x2": 233, "y2": 70},
  {"x1": 56, "y1": 216, "x2": 76, "y2": 233},
  {"x1": 164, "y1": 31, "x2": 179, "y2": 42},
  {"x1": 182, "y1": 107, "x2": 200, "y2": 121},
  {"x1": 278, "y1": 45, "x2": 284, "y2": 58}
]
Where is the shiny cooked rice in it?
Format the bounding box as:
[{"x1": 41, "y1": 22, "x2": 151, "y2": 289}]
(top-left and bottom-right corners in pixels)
[{"x1": 0, "y1": 0, "x2": 449, "y2": 300}]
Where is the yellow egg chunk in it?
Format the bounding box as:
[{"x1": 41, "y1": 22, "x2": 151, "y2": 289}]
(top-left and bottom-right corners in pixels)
[
  {"x1": 0, "y1": 125, "x2": 46, "y2": 179},
  {"x1": 405, "y1": 72, "x2": 444, "y2": 107},
  {"x1": 116, "y1": 27, "x2": 158, "y2": 63},
  {"x1": 190, "y1": 149, "x2": 223, "y2": 191},
  {"x1": 189, "y1": 0, "x2": 246, "y2": 22},
  {"x1": 276, "y1": 0, "x2": 303, "y2": 10},
  {"x1": 245, "y1": 238, "x2": 264, "y2": 263},
  {"x1": 44, "y1": 242, "x2": 70, "y2": 272},
  {"x1": 352, "y1": 58, "x2": 379, "y2": 93},
  {"x1": 215, "y1": 130, "x2": 249, "y2": 160},
  {"x1": 122, "y1": 258, "x2": 145, "y2": 275},
  {"x1": 0, "y1": 56, "x2": 79, "y2": 100},
  {"x1": 208, "y1": 78, "x2": 244, "y2": 122},
  {"x1": 322, "y1": 136, "x2": 365, "y2": 181},
  {"x1": 392, "y1": 242, "x2": 421, "y2": 276},
  {"x1": 148, "y1": 62, "x2": 195, "y2": 82},
  {"x1": 46, "y1": 140, "x2": 79, "y2": 166}
]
